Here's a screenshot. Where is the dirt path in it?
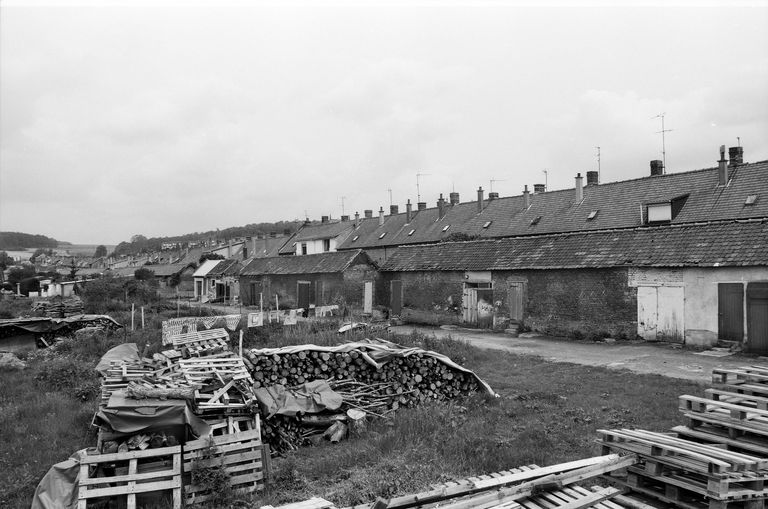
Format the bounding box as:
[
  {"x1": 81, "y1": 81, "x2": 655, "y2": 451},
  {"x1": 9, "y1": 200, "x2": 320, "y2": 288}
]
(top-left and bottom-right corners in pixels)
[{"x1": 390, "y1": 325, "x2": 763, "y2": 383}]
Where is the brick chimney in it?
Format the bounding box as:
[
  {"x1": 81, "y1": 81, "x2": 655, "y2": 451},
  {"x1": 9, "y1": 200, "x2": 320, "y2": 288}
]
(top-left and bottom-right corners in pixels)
[
  {"x1": 650, "y1": 160, "x2": 664, "y2": 176},
  {"x1": 477, "y1": 186, "x2": 484, "y2": 212},
  {"x1": 586, "y1": 171, "x2": 599, "y2": 185},
  {"x1": 321, "y1": 215, "x2": 329, "y2": 223},
  {"x1": 244, "y1": 237, "x2": 251, "y2": 259},
  {"x1": 449, "y1": 192, "x2": 460, "y2": 205},
  {"x1": 718, "y1": 145, "x2": 728, "y2": 186},
  {"x1": 390, "y1": 205, "x2": 399, "y2": 215},
  {"x1": 406, "y1": 200, "x2": 413, "y2": 223},
  {"x1": 437, "y1": 194, "x2": 446, "y2": 219},
  {"x1": 574, "y1": 173, "x2": 584, "y2": 202},
  {"x1": 417, "y1": 202, "x2": 427, "y2": 211},
  {"x1": 341, "y1": 215, "x2": 350, "y2": 222},
  {"x1": 227, "y1": 239, "x2": 233, "y2": 258},
  {"x1": 354, "y1": 211, "x2": 360, "y2": 227},
  {"x1": 534, "y1": 183, "x2": 546, "y2": 194},
  {"x1": 523, "y1": 185, "x2": 531, "y2": 209},
  {"x1": 378, "y1": 207, "x2": 385, "y2": 226},
  {"x1": 488, "y1": 192, "x2": 499, "y2": 200},
  {"x1": 364, "y1": 209, "x2": 373, "y2": 218},
  {"x1": 729, "y1": 146, "x2": 744, "y2": 166},
  {"x1": 251, "y1": 236, "x2": 258, "y2": 258}
]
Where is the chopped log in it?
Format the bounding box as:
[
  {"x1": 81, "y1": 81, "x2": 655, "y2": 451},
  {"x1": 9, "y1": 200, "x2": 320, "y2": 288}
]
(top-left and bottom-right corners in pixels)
[{"x1": 124, "y1": 384, "x2": 196, "y2": 400}]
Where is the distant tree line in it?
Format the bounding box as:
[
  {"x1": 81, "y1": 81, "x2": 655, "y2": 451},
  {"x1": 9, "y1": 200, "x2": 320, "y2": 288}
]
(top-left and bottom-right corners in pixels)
[
  {"x1": 110, "y1": 221, "x2": 303, "y2": 258},
  {"x1": 0, "y1": 232, "x2": 61, "y2": 250}
]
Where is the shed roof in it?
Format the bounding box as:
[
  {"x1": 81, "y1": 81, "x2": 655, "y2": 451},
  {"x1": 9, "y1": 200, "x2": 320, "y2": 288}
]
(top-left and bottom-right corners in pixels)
[
  {"x1": 207, "y1": 259, "x2": 242, "y2": 277},
  {"x1": 379, "y1": 219, "x2": 768, "y2": 271},
  {"x1": 145, "y1": 263, "x2": 190, "y2": 277},
  {"x1": 240, "y1": 249, "x2": 372, "y2": 276},
  {"x1": 192, "y1": 259, "x2": 222, "y2": 278},
  {"x1": 339, "y1": 160, "x2": 768, "y2": 251}
]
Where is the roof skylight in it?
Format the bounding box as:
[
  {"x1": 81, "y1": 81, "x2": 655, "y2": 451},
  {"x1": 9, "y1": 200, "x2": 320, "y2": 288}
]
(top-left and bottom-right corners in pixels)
[
  {"x1": 352, "y1": 235, "x2": 359, "y2": 242},
  {"x1": 482, "y1": 221, "x2": 492, "y2": 229},
  {"x1": 442, "y1": 225, "x2": 450, "y2": 232},
  {"x1": 408, "y1": 229, "x2": 415, "y2": 236},
  {"x1": 587, "y1": 210, "x2": 599, "y2": 220},
  {"x1": 530, "y1": 216, "x2": 541, "y2": 226},
  {"x1": 746, "y1": 195, "x2": 758, "y2": 205},
  {"x1": 378, "y1": 232, "x2": 387, "y2": 239}
]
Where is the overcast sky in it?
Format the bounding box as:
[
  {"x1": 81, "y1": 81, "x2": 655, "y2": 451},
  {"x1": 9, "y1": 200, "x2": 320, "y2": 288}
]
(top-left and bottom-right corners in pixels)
[{"x1": 1, "y1": 1, "x2": 767, "y2": 245}]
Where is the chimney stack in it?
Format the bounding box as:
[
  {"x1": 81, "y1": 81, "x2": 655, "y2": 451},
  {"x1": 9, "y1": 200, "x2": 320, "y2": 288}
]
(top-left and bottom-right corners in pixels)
[
  {"x1": 523, "y1": 185, "x2": 531, "y2": 209},
  {"x1": 449, "y1": 192, "x2": 460, "y2": 205},
  {"x1": 227, "y1": 239, "x2": 233, "y2": 258},
  {"x1": 718, "y1": 145, "x2": 728, "y2": 186},
  {"x1": 341, "y1": 214, "x2": 350, "y2": 222},
  {"x1": 650, "y1": 160, "x2": 664, "y2": 176},
  {"x1": 378, "y1": 207, "x2": 385, "y2": 226},
  {"x1": 406, "y1": 200, "x2": 413, "y2": 223},
  {"x1": 251, "y1": 236, "x2": 258, "y2": 258},
  {"x1": 488, "y1": 192, "x2": 499, "y2": 201},
  {"x1": 477, "y1": 186, "x2": 484, "y2": 212},
  {"x1": 586, "y1": 171, "x2": 599, "y2": 186},
  {"x1": 321, "y1": 215, "x2": 329, "y2": 223},
  {"x1": 354, "y1": 211, "x2": 360, "y2": 227},
  {"x1": 574, "y1": 173, "x2": 584, "y2": 202},
  {"x1": 364, "y1": 209, "x2": 373, "y2": 218},
  {"x1": 437, "y1": 194, "x2": 446, "y2": 219},
  {"x1": 417, "y1": 201, "x2": 427, "y2": 211},
  {"x1": 533, "y1": 183, "x2": 546, "y2": 194},
  {"x1": 244, "y1": 237, "x2": 251, "y2": 259},
  {"x1": 390, "y1": 205, "x2": 399, "y2": 215},
  {"x1": 729, "y1": 146, "x2": 744, "y2": 166}
]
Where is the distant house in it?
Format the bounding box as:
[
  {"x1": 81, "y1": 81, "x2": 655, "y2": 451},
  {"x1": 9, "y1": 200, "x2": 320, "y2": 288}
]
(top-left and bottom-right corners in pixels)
[
  {"x1": 238, "y1": 250, "x2": 377, "y2": 314},
  {"x1": 147, "y1": 263, "x2": 196, "y2": 297},
  {"x1": 278, "y1": 217, "x2": 355, "y2": 256},
  {"x1": 192, "y1": 259, "x2": 221, "y2": 302},
  {"x1": 205, "y1": 259, "x2": 243, "y2": 304}
]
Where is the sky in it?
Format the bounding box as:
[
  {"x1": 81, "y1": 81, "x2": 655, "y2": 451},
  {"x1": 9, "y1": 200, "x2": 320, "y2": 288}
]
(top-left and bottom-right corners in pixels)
[{"x1": 1, "y1": 0, "x2": 767, "y2": 244}]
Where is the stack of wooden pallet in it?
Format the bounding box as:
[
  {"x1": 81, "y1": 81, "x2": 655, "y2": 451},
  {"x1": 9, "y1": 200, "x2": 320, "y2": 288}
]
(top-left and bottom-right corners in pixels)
[
  {"x1": 674, "y1": 367, "x2": 768, "y2": 457},
  {"x1": 260, "y1": 454, "x2": 654, "y2": 509},
  {"x1": 172, "y1": 328, "x2": 231, "y2": 357}
]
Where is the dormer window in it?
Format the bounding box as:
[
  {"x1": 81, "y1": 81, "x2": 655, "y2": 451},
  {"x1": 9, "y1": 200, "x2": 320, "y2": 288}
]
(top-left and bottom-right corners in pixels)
[
  {"x1": 482, "y1": 221, "x2": 492, "y2": 229},
  {"x1": 746, "y1": 195, "x2": 758, "y2": 205},
  {"x1": 647, "y1": 202, "x2": 672, "y2": 223},
  {"x1": 408, "y1": 229, "x2": 415, "y2": 236},
  {"x1": 379, "y1": 232, "x2": 387, "y2": 239},
  {"x1": 442, "y1": 225, "x2": 450, "y2": 232},
  {"x1": 530, "y1": 216, "x2": 541, "y2": 226},
  {"x1": 587, "y1": 210, "x2": 599, "y2": 220}
]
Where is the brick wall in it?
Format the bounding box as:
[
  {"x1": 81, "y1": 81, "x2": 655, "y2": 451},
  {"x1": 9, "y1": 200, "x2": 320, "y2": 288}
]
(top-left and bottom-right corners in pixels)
[{"x1": 380, "y1": 271, "x2": 464, "y2": 325}]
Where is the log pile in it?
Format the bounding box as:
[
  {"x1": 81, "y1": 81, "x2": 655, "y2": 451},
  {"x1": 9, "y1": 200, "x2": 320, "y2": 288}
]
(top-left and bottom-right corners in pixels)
[{"x1": 32, "y1": 296, "x2": 84, "y2": 317}]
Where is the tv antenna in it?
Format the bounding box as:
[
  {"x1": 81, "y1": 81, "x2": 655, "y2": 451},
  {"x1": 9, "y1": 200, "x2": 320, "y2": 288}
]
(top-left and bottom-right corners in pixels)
[
  {"x1": 340, "y1": 196, "x2": 346, "y2": 216},
  {"x1": 388, "y1": 188, "x2": 393, "y2": 206},
  {"x1": 416, "y1": 173, "x2": 431, "y2": 202},
  {"x1": 490, "y1": 178, "x2": 506, "y2": 193},
  {"x1": 542, "y1": 169, "x2": 548, "y2": 191},
  {"x1": 652, "y1": 113, "x2": 673, "y2": 173},
  {"x1": 595, "y1": 146, "x2": 601, "y2": 183}
]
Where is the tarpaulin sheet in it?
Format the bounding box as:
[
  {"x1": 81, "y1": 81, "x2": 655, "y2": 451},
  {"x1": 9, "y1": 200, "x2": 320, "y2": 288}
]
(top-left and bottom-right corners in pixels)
[
  {"x1": 249, "y1": 338, "x2": 496, "y2": 396},
  {"x1": 95, "y1": 342, "x2": 140, "y2": 376},
  {"x1": 30, "y1": 448, "x2": 93, "y2": 509},
  {"x1": 254, "y1": 379, "x2": 343, "y2": 417},
  {"x1": 96, "y1": 392, "x2": 210, "y2": 438},
  {"x1": 0, "y1": 314, "x2": 122, "y2": 334}
]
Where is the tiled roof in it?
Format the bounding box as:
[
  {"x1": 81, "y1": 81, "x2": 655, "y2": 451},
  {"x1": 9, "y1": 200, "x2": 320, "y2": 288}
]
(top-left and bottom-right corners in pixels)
[
  {"x1": 240, "y1": 249, "x2": 372, "y2": 276},
  {"x1": 142, "y1": 263, "x2": 189, "y2": 277},
  {"x1": 339, "y1": 161, "x2": 768, "y2": 250},
  {"x1": 207, "y1": 259, "x2": 242, "y2": 277},
  {"x1": 379, "y1": 219, "x2": 768, "y2": 271}
]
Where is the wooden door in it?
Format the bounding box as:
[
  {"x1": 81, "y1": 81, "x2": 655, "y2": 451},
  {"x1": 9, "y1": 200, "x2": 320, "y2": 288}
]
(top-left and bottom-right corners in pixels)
[
  {"x1": 747, "y1": 283, "x2": 768, "y2": 354},
  {"x1": 508, "y1": 282, "x2": 524, "y2": 323},
  {"x1": 297, "y1": 281, "x2": 311, "y2": 310},
  {"x1": 637, "y1": 286, "x2": 658, "y2": 340},
  {"x1": 363, "y1": 281, "x2": 373, "y2": 314},
  {"x1": 462, "y1": 286, "x2": 477, "y2": 324},
  {"x1": 390, "y1": 280, "x2": 402, "y2": 315},
  {"x1": 719, "y1": 283, "x2": 744, "y2": 342},
  {"x1": 249, "y1": 281, "x2": 262, "y2": 307}
]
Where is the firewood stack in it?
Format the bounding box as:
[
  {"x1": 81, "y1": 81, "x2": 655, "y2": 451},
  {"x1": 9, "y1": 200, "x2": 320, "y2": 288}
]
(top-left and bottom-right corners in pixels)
[{"x1": 32, "y1": 296, "x2": 84, "y2": 317}]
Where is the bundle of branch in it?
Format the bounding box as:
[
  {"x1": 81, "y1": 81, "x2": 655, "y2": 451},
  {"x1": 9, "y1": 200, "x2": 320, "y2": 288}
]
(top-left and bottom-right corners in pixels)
[{"x1": 124, "y1": 381, "x2": 197, "y2": 401}]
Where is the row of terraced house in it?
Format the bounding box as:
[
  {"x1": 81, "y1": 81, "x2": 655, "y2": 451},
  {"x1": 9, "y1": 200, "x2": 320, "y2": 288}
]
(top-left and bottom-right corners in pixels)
[{"x1": 179, "y1": 146, "x2": 768, "y2": 353}]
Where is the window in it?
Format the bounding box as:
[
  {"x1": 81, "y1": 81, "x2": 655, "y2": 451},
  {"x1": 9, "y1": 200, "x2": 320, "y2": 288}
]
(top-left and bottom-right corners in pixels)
[
  {"x1": 746, "y1": 195, "x2": 758, "y2": 205},
  {"x1": 442, "y1": 225, "x2": 450, "y2": 232},
  {"x1": 647, "y1": 203, "x2": 672, "y2": 223},
  {"x1": 379, "y1": 232, "x2": 387, "y2": 239},
  {"x1": 408, "y1": 229, "x2": 415, "y2": 236},
  {"x1": 301, "y1": 243, "x2": 307, "y2": 255},
  {"x1": 587, "y1": 210, "x2": 599, "y2": 220},
  {"x1": 482, "y1": 221, "x2": 492, "y2": 229},
  {"x1": 323, "y1": 239, "x2": 331, "y2": 252}
]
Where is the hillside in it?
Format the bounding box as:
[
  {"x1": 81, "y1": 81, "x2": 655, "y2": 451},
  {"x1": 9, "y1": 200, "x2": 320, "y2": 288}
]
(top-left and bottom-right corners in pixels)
[{"x1": 0, "y1": 232, "x2": 63, "y2": 250}]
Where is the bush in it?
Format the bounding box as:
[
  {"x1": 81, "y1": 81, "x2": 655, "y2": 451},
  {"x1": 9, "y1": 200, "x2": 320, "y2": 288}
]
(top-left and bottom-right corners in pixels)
[{"x1": 34, "y1": 357, "x2": 96, "y2": 392}]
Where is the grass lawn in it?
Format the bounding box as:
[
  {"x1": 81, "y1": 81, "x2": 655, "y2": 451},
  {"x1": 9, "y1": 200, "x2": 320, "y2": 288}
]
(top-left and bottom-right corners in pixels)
[{"x1": 0, "y1": 314, "x2": 707, "y2": 509}]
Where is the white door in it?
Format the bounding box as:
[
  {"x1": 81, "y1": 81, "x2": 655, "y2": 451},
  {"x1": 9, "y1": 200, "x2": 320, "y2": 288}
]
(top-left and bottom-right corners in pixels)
[
  {"x1": 657, "y1": 286, "x2": 684, "y2": 342},
  {"x1": 637, "y1": 286, "x2": 658, "y2": 340}
]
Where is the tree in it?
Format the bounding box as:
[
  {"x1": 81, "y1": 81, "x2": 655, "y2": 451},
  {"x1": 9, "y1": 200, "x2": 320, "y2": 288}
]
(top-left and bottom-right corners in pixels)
[
  {"x1": 0, "y1": 251, "x2": 13, "y2": 271},
  {"x1": 94, "y1": 245, "x2": 107, "y2": 258},
  {"x1": 134, "y1": 267, "x2": 155, "y2": 281},
  {"x1": 7, "y1": 266, "x2": 37, "y2": 285}
]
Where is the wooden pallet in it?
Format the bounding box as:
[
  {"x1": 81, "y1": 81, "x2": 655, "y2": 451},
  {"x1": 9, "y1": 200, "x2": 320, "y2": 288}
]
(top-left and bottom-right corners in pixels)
[
  {"x1": 77, "y1": 446, "x2": 182, "y2": 509},
  {"x1": 599, "y1": 429, "x2": 767, "y2": 474},
  {"x1": 205, "y1": 415, "x2": 261, "y2": 437},
  {"x1": 172, "y1": 328, "x2": 230, "y2": 349},
  {"x1": 713, "y1": 368, "x2": 768, "y2": 387},
  {"x1": 680, "y1": 395, "x2": 768, "y2": 425},
  {"x1": 183, "y1": 428, "x2": 267, "y2": 505},
  {"x1": 608, "y1": 470, "x2": 766, "y2": 509},
  {"x1": 672, "y1": 425, "x2": 768, "y2": 458},
  {"x1": 179, "y1": 355, "x2": 253, "y2": 385}
]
